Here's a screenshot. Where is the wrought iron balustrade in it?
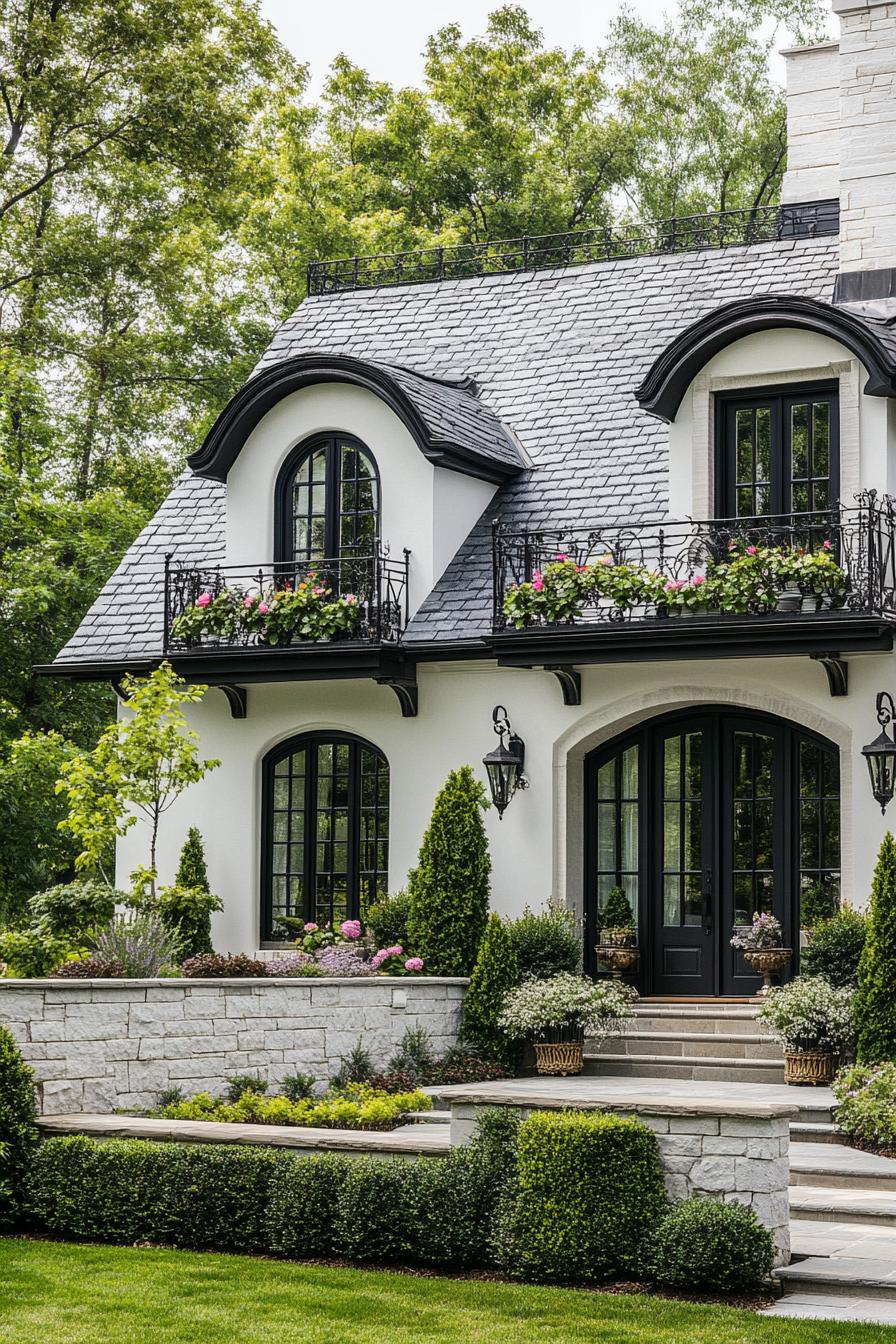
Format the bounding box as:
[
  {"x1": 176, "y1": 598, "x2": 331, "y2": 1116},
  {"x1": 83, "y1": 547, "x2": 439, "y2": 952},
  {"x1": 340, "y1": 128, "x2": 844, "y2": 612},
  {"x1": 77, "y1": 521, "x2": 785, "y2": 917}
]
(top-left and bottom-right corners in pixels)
[
  {"x1": 307, "y1": 200, "x2": 838, "y2": 294},
  {"x1": 163, "y1": 548, "x2": 410, "y2": 653},
  {"x1": 491, "y1": 495, "x2": 896, "y2": 632}
]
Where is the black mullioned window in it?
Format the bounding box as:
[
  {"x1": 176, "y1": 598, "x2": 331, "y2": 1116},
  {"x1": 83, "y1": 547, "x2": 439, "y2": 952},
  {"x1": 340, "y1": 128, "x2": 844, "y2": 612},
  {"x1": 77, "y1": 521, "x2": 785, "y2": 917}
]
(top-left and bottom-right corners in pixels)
[
  {"x1": 275, "y1": 433, "x2": 380, "y2": 565},
  {"x1": 716, "y1": 384, "x2": 839, "y2": 519},
  {"x1": 261, "y1": 733, "x2": 389, "y2": 942}
]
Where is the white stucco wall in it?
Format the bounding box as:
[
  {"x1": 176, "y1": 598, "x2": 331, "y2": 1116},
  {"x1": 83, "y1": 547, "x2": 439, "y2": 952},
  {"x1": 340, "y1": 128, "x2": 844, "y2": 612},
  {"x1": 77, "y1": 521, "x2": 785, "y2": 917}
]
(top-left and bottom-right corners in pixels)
[
  {"x1": 223, "y1": 382, "x2": 497, "y2": 619},
  {"x1": 668, "y1": 328, "x2": 890, "y2": 518},
  {"x1": 116, "y1": 651, "x2": 895, "y2": 955}
]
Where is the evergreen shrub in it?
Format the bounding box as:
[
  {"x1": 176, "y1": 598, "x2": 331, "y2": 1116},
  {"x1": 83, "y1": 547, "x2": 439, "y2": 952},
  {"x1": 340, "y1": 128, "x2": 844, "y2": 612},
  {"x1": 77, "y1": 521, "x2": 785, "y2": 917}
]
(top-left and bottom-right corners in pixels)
[
  {"x1": 156, "y1": 828, "x2": 222, "y2": 958},
  {"x1": 366, "y1": 889, "x2": 412, "y2": 950},
  {"x1": 647, "y1": 1199, "x2": 774, "y2": 1291},
  {"x1": 462, "y1": 913, "x2": 520, "y2": 1067},
  {"x1": 407, "y1": 766, "x2": 490, "y2": 975},
  {"x1": 801, "y1": 907, "x2": 868, "y2": 988},
  {"x1": 505, "y1": 901, "x2": 580, "y2": 979},
  {"x1": 856, "y1": 833, "x2": 896, "y2": 1063},
  {"x1": 495, "y1": 1109, "x2": 665, "y2": 1283},
  {"x1": 28, "y1": 880, "x2": 121, "y2": 939},
  {"x1": 0, "y1": 1026, "x2": 38, "y2": 1229}
]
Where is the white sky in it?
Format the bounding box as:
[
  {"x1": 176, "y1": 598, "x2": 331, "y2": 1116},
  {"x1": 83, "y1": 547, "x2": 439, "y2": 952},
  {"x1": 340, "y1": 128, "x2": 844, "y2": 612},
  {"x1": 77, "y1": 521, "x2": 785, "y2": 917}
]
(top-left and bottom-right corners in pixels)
[{"x1": 259, "y1": 0, "x2": 681, "y2": 94}]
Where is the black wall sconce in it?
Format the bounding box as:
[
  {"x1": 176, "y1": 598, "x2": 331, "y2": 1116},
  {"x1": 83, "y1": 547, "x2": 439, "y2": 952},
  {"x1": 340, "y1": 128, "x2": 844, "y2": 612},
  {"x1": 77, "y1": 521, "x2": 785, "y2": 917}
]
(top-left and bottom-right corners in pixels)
[
  {"x1": 863, "y1": 691, "x2": 896, "y2": 814},
  {"x1": 482, "y1": 705, "x2": 528, "y2": 819}
]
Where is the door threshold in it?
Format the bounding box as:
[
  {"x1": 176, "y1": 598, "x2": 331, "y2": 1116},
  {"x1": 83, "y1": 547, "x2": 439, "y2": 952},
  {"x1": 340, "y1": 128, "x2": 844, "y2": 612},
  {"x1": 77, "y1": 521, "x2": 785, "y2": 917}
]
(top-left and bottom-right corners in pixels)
[{"x1": 640, "y1": 995, "x2": 756, "y2": 1003}]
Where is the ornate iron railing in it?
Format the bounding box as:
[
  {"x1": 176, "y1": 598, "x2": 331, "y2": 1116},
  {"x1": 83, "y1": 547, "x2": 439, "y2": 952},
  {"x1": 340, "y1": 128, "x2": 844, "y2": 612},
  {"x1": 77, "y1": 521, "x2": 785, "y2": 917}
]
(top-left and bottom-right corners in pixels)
[
  {"x1": 163, "y1": 547, "x2": 410, "y2": 653},
  {"x1": 307, "y1": 200, "x2": 839, "y2": 294},
  {"x1": 492, "y1": 495, "x2": 896, "y2": 631}
]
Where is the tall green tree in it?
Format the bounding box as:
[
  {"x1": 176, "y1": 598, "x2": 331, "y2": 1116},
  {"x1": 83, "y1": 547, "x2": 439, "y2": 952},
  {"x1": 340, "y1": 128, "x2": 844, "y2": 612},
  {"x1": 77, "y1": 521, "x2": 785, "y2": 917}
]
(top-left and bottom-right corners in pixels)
[{"x1": 855, "y1": 833, "x2": 896, "y2": 1064}]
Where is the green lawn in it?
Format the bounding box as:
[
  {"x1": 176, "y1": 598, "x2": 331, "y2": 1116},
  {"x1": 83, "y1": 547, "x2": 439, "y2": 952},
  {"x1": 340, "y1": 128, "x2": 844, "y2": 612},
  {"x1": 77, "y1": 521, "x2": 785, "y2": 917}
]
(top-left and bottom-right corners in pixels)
[{"x1": 1, "y1": 1238, "x2": 893, "y2": 1344}]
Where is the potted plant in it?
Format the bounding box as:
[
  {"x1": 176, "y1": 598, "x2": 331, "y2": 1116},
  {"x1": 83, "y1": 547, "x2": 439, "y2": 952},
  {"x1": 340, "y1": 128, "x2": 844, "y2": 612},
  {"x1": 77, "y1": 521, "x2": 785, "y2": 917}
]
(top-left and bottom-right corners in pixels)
[
  {"x1": 596, "y1": 886, "x2": 640, "y2": 979},
  {"x1": 772, "y1": 550, "x2": 802, "y2": 613},
  {"x1": 497, "y1": 971, "x2": 635, "y2": 1076},
  {"x1": 794, "y1": 543, "x2": 848, "y2": 612},
  {"x1": 757, "y1": 975, "x2": 855, "y2": 1085},
  {"x1": 730, "y1": 912, "x2": 792, "y2": 994}
]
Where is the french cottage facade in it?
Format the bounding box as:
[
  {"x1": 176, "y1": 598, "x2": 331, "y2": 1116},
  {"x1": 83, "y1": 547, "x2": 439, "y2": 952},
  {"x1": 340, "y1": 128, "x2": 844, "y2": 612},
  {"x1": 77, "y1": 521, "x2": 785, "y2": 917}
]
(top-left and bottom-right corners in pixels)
[{"x1": 45, "y1": 0, "x2": 896, "y2": 997}]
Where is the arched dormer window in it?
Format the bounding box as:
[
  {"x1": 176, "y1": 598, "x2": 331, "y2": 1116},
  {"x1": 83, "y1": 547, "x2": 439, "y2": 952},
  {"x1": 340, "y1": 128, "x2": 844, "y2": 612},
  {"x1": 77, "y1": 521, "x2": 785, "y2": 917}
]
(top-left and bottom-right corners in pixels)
[
  {"x1": 261, "y1": 731, "x2": 390, "y2": 943},
  {"x1": 275, "y1": 433, "x2": 380, "y2": 566}
]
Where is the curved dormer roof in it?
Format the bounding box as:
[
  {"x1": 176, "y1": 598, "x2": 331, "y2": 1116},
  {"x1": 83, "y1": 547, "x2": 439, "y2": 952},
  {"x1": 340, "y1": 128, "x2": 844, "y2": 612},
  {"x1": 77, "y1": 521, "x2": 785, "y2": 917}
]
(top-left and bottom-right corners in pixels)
[
  {"x1": 636, "y1": 293, "x2": 896, "y2": 422},
  {"x1": 188, "y1": 352, "x2": 527, "y2": 484}
]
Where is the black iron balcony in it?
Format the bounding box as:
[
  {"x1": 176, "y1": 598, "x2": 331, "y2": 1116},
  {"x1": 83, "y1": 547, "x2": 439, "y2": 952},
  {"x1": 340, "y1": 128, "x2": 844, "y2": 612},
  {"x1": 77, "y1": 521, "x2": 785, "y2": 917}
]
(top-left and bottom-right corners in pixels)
[
  {"x1": 492, "y1": 496, "x2": 896, "y2": 632},
  {"x1": 307, "y1": 200, "x2": 839, "y2": 295},
  {"x1": 163, "y1": 548, "x2": 410, "y2": 655}
]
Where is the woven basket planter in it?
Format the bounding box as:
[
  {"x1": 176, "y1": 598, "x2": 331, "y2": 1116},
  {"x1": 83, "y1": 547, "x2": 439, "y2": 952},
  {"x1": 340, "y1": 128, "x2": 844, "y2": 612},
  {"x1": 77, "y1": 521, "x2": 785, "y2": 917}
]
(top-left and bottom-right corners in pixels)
[
  {"x1": 784, "y1": 1050, "x2": 838, "y2": 1086},
  {"x1": 534, "y1": 1041, "x2": 584, "y2": 1076}
]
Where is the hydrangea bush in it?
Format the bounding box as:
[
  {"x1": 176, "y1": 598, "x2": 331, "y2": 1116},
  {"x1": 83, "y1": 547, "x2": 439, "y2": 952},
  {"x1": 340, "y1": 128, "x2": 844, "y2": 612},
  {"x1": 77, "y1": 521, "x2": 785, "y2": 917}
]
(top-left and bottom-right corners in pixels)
[{"x1": 757, "y1": 975, "x2": 855, "y2": 1053}]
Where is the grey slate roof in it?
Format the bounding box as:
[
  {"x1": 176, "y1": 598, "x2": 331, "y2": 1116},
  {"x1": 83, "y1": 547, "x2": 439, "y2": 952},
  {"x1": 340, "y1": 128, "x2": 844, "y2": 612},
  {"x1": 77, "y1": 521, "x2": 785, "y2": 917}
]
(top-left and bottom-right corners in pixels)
[{"x1": 56, "y1": 233, "x2": 840, "y2": 665}]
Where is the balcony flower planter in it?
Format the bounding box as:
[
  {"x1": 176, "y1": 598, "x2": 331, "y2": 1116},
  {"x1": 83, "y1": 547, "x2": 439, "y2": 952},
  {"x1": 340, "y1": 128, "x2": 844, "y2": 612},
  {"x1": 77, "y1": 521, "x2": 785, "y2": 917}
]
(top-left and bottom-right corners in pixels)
[{"x1": 775, "y1": 582, "x2": 802, "y2": 613}]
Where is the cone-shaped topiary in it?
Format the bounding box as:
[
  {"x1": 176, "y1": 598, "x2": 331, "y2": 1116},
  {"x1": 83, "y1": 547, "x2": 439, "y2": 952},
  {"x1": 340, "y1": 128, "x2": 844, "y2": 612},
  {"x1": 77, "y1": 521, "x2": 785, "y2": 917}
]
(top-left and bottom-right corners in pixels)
[
  {"x1": 163, "y1": 827, "x2": 219, "y2": 958},
  {"x1": 600, "y1": 886, "x2": 635, "y2": 932},
  {"x1": 407, "y1": 766, "x2": 490, "y2": 976},
  {"x1": 0, "y1": 1025, "x2": 38, "y2": 1229},
  {"x1": 176, "y1": 826, "x2": 210, "y2": 894},
  {"x1": 462, "y1": 913, "x2": 520, "y2": 1068},
  {"x1": 856, "y1": 832, "x2": 896, "y2": 1063}
]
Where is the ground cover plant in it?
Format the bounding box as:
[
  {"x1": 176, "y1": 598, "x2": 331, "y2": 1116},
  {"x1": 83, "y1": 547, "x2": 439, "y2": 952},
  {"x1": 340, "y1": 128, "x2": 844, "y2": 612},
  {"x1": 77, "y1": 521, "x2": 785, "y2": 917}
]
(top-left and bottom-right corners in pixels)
[
  {"x1": 155, "y1": 1081, "x2": 430, "y2": 1131},
  {"x1": 833, "y1": 1063, "x2": 896, "y2": 1154}
]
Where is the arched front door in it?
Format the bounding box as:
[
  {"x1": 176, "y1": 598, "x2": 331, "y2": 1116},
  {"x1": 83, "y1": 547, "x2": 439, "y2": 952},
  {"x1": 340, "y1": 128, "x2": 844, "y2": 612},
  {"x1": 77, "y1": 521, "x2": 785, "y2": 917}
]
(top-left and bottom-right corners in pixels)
[{"x1": 584, "y1": 709, "x2": 840, "y2": 996}]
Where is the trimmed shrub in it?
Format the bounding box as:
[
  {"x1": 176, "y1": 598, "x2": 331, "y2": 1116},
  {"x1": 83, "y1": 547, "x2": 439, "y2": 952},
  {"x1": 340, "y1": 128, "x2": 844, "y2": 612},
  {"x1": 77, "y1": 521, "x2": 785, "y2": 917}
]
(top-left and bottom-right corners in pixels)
[
  {"x1": 366, "y1": 889, "x2": 412, "y2": 950},
  {"x1": 181, "y1": 953, "x2": 267, "y2": 978},
  {"x1": 407, "y1": 766, "x2": 490, "y2": 975},
  {"x1": 28, "y1": 880, "x2": 121, "y2": 939},
  {"x1": 462, "y1": 913, "x2": 520, "y2": 1067},
  {"x1": 647, "y1": 1199, "x2": 774, "y2": 1292},
  {"x1": 506, "y1": 902, "x2": 580, "y2": 979},
  {"x1": 801, "y1": 907, "x2": 868, "y2": 987},
  {"x1": 27, "y1": 1136, "x2": 283, "y2": 1252},
  {"x1": 856, "y1": 834, "x2": 896, "y2": 1063},
  {"x1": 495, "y1": 1110, "x2": 665, "y2": 1283},
  {"x1": 267, "y1": 1152, "x2": 356, "y2": 1257},
  {"x1": 0, "y1": 1026, "x2": 38, "y2": 1229},
  {"x1": 51, "y1": 958, "x2": 124, "y2": 979},
  {"x1": 599, "y1": 886, "x2": 635, "y2": 933}
]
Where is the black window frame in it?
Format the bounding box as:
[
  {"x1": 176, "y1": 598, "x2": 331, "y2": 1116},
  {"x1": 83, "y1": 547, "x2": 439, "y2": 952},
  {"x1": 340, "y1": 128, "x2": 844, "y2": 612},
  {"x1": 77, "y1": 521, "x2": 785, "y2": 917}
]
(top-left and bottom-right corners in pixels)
[
  {"x1": 274, "y1": 432, "x2": 381, "y2": 565},
  {"x1": 260, "y1": 730, "x2": 390, "y2": 945},
  {"x1": 714, "y1": 381, "x2": 840, "y2": 519}
]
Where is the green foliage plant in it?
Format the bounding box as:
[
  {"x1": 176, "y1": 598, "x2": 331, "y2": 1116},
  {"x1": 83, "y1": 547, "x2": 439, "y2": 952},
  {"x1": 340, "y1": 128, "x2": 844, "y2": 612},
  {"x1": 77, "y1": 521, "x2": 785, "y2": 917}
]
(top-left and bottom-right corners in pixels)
[
  {"x1": 157, "y1": 1083, "x2": 429, "y2": 1132},
  {"x1": 365, "y1": 889, "x2": 412, "y2": 949},
  {"x1": 57, "y1": 662, "x2": 220, "y2": 898},
  {"x1": 801, "y1": 907, "x2": 868, "y2": 987},
  {"x1": 140, "y1": 827, "x2": 222, "y2": 958},
  {"x1": 800, "y1": 882, "x2": 839, "y2": 932},
  {"x1": 856, "y1": 833, "x2": 896, "y2": 1064},
  {"x1": 387, "y1": 1026, "x2": 436, "y2": 1082},
  {"x1": 407, "y1": 765, "x2": 490, "y2": 976},
  {"x1": 0, "y1": 1025, "x2": 38, "y2": 1229},
  {"x1": 0, "y1": 928, "x2": 78, "y2": 978},
  {"x1": 599, "y1": 886, "x2": 636, "y2": 941},
  {"x1": 93, "y1": 912, "x2": 182, "y2": 978},
  {"x1": 181, "y1": 953, "x2": 266, "y2": 978},
  {"x1": 280, "y1": 1073, "x2": 316, "y2": 1102},
  {"x1": 505, "y1": 900, "x2": 580, "y2": 979},
  {"x1": 833, "y1": 1063, "x2": 896, "y2": 1150},
  {"x1": 332, "y1": 1039, "x2": 374, "y2": 1088},
  {"x1": 495, "y1": 1110, "x2": 665, "y2": 1283},
  {"x1": 462, "y1": 913, "x2": 520, "y2": 1067},
  {"x1": 226, "y1": 1076, "x2": 268, "y2": 1103},
  {"x1": 28, "y1": 880, "x2": 121, "y2": 940},
  {"x1": 647, "y1": 1199, "x2": 773, "y2": 1292}
]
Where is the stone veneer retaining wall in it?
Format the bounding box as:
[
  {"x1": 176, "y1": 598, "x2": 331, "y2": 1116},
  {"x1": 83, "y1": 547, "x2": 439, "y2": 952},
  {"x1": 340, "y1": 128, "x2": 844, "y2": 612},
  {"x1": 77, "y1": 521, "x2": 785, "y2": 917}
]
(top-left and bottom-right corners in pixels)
[{"x1": 0, "y1": 978, "x2": 467, "y2": 1114}]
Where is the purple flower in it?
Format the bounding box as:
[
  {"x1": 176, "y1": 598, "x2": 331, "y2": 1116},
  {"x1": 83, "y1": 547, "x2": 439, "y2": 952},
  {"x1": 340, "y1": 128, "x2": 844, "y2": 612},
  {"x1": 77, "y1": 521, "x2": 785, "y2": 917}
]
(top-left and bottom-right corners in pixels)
[
  {"x1": 316, "y1": 945, "x2": 369, "y2": 977},
  {"x1": 404, "y1": 957, "x2": 424, "y2": 972},
  {"x1": 265, "y1": 952, "x2": 316, "y2": 976},
  {"x1": 340, "y1": 919, "x2": 362, "y2": 940}
]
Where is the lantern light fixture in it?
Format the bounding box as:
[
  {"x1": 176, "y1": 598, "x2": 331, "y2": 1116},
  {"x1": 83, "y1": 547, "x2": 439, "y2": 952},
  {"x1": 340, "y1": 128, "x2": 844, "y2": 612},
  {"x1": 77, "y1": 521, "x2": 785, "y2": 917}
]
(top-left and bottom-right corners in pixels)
[
  {"x1": 863, "y1": 691, "x2": 896, "y2": 814},
  {"x1": 482, "y1": 705, "x2": 528, "y2": 819}
]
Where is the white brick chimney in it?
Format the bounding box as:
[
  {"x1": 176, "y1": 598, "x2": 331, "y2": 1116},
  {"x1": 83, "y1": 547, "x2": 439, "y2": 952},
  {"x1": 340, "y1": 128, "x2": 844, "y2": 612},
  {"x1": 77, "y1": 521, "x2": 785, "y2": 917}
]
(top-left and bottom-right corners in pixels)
[{"x1": 781, "y1": 0, "x2": 896, "y2": 304}]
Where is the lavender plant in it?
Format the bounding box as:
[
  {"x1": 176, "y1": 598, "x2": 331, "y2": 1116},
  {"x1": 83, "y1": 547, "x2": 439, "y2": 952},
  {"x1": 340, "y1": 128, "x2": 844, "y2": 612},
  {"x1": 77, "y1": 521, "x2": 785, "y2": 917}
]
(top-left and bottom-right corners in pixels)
[
  {"x1": 315, "y1": 945, "x2": 370, "y2": 977},
  {"x1": 94, "y1": 912, "x2": 182, "y2": 977}
]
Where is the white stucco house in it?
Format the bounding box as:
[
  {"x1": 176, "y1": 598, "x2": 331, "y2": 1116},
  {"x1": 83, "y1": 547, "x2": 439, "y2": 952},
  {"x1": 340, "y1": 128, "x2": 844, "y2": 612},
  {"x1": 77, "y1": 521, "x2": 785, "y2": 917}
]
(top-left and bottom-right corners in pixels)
[{"x1": 42, "y1": 0, "x2": 896, "y2": 998}]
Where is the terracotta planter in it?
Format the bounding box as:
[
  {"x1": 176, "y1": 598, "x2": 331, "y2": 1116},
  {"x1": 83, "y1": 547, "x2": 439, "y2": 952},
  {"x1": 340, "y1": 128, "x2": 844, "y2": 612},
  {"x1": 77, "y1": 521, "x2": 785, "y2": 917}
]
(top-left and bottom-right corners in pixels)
[
  {"x1": 534, "y1": 1041, "x2": 584, "y2": 1076},
  {"x1": 596, "y1": 943, "x2": 640, "y2": 980},
  {"x1": 785, "y1": 1050, "x2": 838, "y2": 1086},
  {"x1": 743, "y1": 946, "x2": 793, "y2": 995}
]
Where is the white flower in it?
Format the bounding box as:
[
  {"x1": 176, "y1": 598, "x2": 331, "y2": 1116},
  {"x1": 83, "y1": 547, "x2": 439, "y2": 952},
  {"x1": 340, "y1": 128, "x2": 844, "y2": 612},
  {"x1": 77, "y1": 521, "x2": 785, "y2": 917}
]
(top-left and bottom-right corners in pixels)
[
  {"x1": 497, "y1": 972, "x2": 635, "y2": 1043},
  {"x1": 757, "y1": 975, "x2": 855, "y2": 1053}
]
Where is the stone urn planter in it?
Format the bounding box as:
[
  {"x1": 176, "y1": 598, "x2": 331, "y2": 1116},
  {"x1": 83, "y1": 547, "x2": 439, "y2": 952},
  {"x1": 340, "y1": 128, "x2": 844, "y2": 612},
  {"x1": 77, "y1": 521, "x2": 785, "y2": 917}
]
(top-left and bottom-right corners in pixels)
[
  {"x1": 784, "y1": 1049, "x2": 838, "y2": 1086},
  {"x1": 596, "y1": 943, "x2": 640, "y2": 981},
  {"x1": 533, "y1": 1039, "x2": 585, "y2": 1076},
  {"x1": 744, "y1": 947, "x2": 793, "y2": 995}
]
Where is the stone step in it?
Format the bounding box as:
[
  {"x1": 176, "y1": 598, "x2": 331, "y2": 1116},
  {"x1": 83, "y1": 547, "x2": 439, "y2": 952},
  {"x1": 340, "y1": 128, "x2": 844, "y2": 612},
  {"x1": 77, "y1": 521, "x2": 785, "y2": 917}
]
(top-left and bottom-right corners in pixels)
[
  {"x1": 764, "y1": 1292, "x2": 896, "y2": 1324},
  {"x1": 628, "y1": 1008, "x2": 761, "y2": 1036},
  {"x1": 790, "y1": 1142, "x2": 896, "y2": 1192},
  {"x1": 776, "y1": 1257, "x2": 896, "y2": 1301},
  {"x1": 790, "y1": 1122, "x2": 843, "y2": 1145},
  {"x1": 405, "y1": 1110, "x2": 451, "y2": 1125},
  {"x1": 583, "y1": 1052, "x2": 786, "y2": 1084},
  {"x1": 791, "y1": 1217, "x2": 896, "y2": 1260},
  {"x1": 591, "y1": 1031, "x2": 782, "y2": 1061},
  {"x1": 791, "y1": 1186, "x2": 896, "y2": 1228}
]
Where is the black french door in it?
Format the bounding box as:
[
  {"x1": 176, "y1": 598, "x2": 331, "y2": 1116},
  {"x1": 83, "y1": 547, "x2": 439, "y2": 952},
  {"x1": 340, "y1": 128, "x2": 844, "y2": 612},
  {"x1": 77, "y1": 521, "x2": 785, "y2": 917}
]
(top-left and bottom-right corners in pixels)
[{"x1": 585, "y1": 709, "x2": 840, "y2": 996}]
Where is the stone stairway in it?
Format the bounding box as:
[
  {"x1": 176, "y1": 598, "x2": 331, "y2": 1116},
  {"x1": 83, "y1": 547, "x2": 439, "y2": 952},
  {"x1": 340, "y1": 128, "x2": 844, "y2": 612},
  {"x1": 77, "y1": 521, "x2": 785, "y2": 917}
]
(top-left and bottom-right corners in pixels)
[{"x1": 586, "y1": 1001, "x2": 787, "y2": 1084}]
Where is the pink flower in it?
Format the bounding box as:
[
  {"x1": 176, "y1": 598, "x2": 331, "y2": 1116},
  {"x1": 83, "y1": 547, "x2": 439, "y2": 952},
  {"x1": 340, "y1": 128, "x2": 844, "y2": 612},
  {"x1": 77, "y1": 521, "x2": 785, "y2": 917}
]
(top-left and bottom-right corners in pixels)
[
  {"x1": 312, "y1": 585, "x2": 325, "y2": 598},
  {"x1": 385, "y1": 945, "x2": 403, "y2": 958},
  {"x1": 692, "y1": 574, "x2": 706, "y2": 587},
  {"x1": 340, "y1": 919, "x2": 362, "y2": 940},
  {"x1": 404, "y1": 957, "x2": 424, "y2": 972},
  {"x1": 303, "y1": 922, "x2": 318, "y2": 933},
  {"x1": 665, "y1": 579, "x2": 685, "y2": 591},
  {"x1": 344, "y1": 594, "x2": 358, "y2": 604},
  {"x1": 746, "y1": 545, "x2": 757, "y2": 556},
  {"x1": 196, "y1": 592, "x2": 211, "y2": 608},
  {"x1": 532, "y1": 579, "x2": 544, "y2": 592},
  {"x1": 823, "y1": 540, "x2": 832, "y2": 551},
  {"x1": 258, "y1": 602, "x2": 269, "y2": 615},
  {"x1": 553, "y1": 553, "x2": 568, "y2": 562},
  {"x1": 244, "y1": 596, "x2": 255, "y2": 608},
  {"x1": 599, "y1": 554, "x2": 614, "y2": 566}
]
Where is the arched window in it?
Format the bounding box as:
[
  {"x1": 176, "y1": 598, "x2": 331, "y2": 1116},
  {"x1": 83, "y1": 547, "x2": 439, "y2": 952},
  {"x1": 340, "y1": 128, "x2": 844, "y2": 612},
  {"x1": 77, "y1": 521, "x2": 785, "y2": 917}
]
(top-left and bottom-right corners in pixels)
[
  {"x1": 261, "y1": 732, "x2": 389, "y2": 943},
  {"x1": 585, "y1": 708, "x2": 840, "y2": 995},
  {"x1": 275, "y1": 434, "x2": 380, "y2": 565}
]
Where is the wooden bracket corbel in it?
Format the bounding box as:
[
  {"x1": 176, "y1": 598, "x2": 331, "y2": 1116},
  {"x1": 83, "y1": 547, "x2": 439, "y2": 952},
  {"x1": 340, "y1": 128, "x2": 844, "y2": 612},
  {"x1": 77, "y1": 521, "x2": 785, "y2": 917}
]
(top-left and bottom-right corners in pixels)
[
  {"x1": 217, "y1": 684, "x2": 248, "y2": 718},
  {"x1": 811, "y1": 654, "x2": 848, "y2": 697},
  {"x1": 545, "y1": 665, "x2": 582, "y2": 706}
]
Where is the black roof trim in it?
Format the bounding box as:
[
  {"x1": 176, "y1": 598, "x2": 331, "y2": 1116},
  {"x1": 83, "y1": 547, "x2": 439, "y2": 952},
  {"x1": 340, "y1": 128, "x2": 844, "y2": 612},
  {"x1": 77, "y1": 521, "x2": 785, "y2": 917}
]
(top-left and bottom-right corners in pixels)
[
  {"x1": 188, "y1": 353, "x2": 523, "y2": 484},
  {"x1": 635, "y1": 294, "x2": 896, "y2": 422}
]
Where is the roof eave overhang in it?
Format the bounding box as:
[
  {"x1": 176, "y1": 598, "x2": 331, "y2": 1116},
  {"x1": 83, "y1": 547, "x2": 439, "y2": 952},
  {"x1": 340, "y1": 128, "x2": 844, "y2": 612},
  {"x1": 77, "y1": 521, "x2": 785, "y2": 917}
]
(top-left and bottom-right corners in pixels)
[
  {"x1": 635, "y1": 294, "x2": 896, "y2": 423},
  {"x1": 188, "y1": 353, "x2": 521, "y2": 485}
]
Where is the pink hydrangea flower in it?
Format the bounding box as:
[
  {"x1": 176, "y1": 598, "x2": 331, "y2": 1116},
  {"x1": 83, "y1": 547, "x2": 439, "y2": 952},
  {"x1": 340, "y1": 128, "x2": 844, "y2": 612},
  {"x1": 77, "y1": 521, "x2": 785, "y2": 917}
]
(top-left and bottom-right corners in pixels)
[
  {"x1": 196, "y1": 592, "x2": 211, "y2": 608},
  {"x1": 243, "y1": 595, "x2": 255, "y2": 608},
  {"x1": 746, "y1": 545, "x2": 758, "y2": 556},
  {"x1": 258, "y1": 602, "x2": 269, "y2": 615},
  {"x1": 553, "y1": 553, "x2": 568, "y2": 562},
  {"x1": 340, "y1": 919, "x2": 362, "y2": 940},
  {"x1": 344, "y1": 593, "x2": 358, "y2": 604},
  {"x1": 303, "y1": 922, "x2": 318, "y2": 933},
  {"x1": 692, "y1": 574, "x2": 706, "y2": 587},
  {"x1": 404, "y1": 957, "x2": 424, "y2": 972},
  {"x1": 823, "y1": 539, "x2": 832, "y2": 551},
  {"x1": 665, "y1": 579, "x2": 685, "y2": 591}
]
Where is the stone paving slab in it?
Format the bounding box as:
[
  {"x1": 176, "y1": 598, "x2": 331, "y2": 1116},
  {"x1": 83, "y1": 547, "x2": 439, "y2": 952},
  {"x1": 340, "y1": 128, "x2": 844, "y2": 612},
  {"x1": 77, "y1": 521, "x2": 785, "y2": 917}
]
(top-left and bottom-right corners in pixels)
[
  {"x1": 791, "y1": 1219, "x2": 896, "y2": 1260},
  {"x1": 777, "y1": 1256, "x2": 896, "y2": 1292},
  {"x1": 764, "y1": 1294, "x2": 896, "y2": 1324},
  {"x1": 791, "y1": 1185, "x2": 896, "y2": 1224},
  {"x1": 431, "y1": 1075, "x2": 806, "y2": 1118},
  {"x1": 791, "y1": 1142, "x2": 896, "y2": 1184}
]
